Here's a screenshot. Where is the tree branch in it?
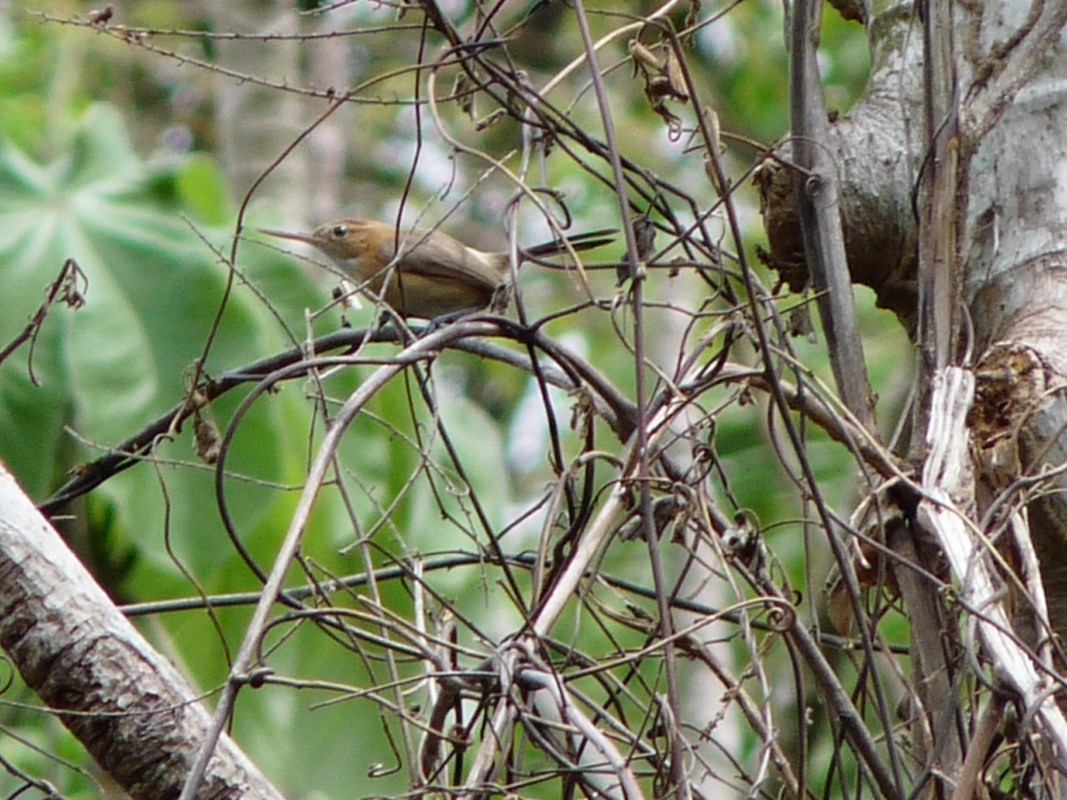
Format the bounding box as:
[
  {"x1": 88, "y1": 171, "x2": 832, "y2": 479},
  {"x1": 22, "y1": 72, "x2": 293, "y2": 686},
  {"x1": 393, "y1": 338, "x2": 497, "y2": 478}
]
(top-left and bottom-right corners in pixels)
[
  {"x1": 790, "y1": 0, "x2": 876, "y2": 429},
  {"x1": 0, "y1": 463, "x2": 283, "y2": 799}
]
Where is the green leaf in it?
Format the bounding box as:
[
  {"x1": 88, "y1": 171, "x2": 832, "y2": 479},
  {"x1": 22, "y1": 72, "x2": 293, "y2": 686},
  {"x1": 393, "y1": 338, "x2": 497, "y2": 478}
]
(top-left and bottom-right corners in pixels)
[
  {"x1": 0, "y1": 103, "x2": 319, "y2": 546},
  {"x1": 176, "y1": 153, "x2": 232, "y2": 226}
]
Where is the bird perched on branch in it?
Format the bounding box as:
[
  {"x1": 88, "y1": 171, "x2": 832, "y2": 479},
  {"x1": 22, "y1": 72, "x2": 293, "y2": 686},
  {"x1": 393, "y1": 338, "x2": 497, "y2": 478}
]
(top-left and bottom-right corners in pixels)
[{"x1": 260, "y1": 219, "x2": 614, "y2": 320}]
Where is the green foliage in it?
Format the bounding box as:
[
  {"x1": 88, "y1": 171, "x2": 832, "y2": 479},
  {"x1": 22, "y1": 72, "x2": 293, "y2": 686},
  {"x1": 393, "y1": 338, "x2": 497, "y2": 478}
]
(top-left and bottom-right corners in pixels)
[{"x1": 0, "y1": 103, "x2": 284, "y2": 503}]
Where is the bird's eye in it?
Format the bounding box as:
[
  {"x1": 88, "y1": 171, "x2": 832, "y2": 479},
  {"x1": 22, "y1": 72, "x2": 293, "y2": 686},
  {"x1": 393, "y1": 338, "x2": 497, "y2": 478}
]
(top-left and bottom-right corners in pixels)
[{"x1": 331, "y1": 224, "x2": 348, "y2": 238}]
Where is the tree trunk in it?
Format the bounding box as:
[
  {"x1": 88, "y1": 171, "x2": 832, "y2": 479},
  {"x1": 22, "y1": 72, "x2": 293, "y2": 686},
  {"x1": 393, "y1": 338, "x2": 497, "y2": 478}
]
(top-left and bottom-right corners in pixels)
[{"x1": 761, "y1": 0, "x2": 1067, "y2": 792}]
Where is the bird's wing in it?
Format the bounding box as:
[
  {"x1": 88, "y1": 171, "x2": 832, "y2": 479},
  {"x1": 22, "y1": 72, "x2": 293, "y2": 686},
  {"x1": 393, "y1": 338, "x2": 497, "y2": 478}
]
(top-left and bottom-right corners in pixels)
[{"x1": 376, "y1": 229, "x2": 504, "y2": 290}]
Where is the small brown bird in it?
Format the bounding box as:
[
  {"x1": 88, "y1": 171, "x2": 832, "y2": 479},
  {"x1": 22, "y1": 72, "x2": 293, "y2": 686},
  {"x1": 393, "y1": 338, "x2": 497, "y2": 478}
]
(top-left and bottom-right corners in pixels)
[{"x1": 260, "y1": 219, "x2": 613, "y2": 320}]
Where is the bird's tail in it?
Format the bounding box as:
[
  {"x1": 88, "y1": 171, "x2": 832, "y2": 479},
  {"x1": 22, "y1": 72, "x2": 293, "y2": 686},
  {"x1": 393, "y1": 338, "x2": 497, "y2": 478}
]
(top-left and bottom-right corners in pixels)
[{"x1": 522, "y1": 229, "x2": 616, "y2": 260}]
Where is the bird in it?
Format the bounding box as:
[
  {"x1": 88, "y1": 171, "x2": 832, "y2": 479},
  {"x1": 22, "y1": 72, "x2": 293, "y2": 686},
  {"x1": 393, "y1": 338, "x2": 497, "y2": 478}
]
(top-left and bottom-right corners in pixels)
[{"x1": 260, "y1": 219, "x2": 614, "y2": 320}]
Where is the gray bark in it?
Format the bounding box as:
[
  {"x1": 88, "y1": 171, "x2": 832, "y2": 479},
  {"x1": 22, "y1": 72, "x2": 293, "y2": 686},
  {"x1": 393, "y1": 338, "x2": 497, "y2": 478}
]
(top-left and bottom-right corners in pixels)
[
  {"x1": 0, "y1": 463, "x2": 284, "y2": 800},
  {"x1": 761, "y1": 0, "x2": 1067, "y2": 790}
]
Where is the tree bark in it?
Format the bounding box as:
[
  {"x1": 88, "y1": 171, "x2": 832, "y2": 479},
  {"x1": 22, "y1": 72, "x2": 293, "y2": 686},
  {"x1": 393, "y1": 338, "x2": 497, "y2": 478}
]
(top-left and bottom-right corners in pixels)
[
  {"x1": 761, "y1": 0, "x2": 1067, "y2": 790},
  {"x1": 0, "y1": 463, "x2": 283, "y2": 800}
]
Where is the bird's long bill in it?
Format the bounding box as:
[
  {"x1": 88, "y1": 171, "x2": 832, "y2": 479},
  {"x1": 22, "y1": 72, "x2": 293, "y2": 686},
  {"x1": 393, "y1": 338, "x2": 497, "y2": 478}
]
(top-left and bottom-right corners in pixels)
[{"x1": 258, "y1": 228, "x2": 318, "y2": 246}]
